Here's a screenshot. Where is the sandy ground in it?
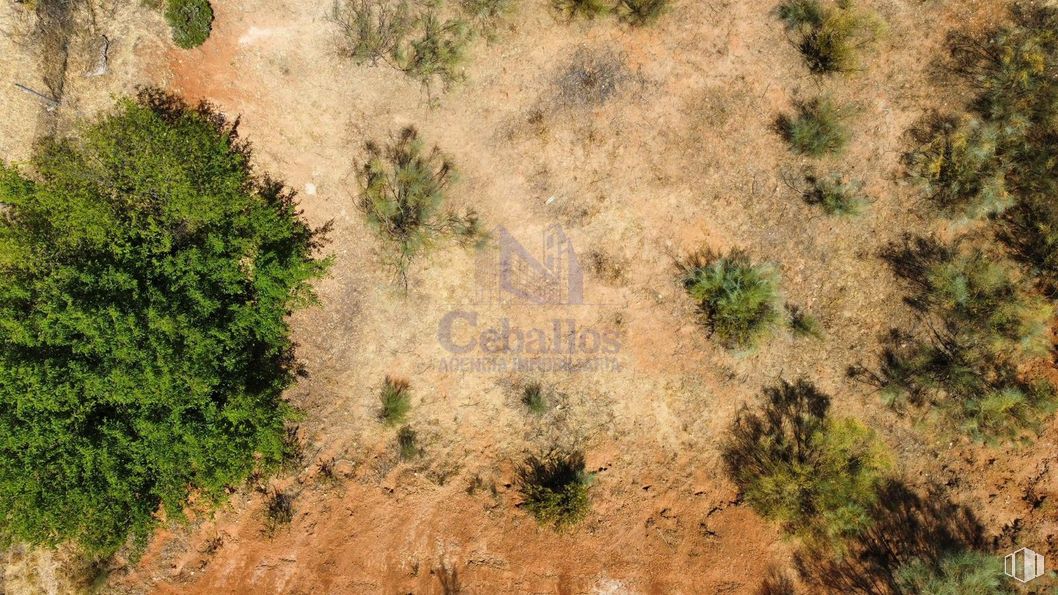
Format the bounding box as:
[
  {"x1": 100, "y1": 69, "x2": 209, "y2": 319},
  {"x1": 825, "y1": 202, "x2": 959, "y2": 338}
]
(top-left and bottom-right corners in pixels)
[{"x1": 1, "y1": 0, "x2": 1056, "y2": 593}]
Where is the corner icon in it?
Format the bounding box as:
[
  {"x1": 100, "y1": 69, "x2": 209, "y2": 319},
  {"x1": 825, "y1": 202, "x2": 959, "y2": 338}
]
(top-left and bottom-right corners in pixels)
[{"x1": 1005, "y1": 547, "x2": 1045, "y2": 583}]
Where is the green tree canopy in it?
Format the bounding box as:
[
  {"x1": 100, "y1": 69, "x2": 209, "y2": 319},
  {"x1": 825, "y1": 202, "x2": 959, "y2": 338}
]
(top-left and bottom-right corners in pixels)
[{"x1": 0, "y1": 90, "x2": 327, "y2": 555}]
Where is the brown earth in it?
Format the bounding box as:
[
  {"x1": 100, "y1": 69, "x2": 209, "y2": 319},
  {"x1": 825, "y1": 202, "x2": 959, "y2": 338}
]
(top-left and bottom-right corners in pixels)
[{"x1": 1, "y1": 0, "x2": 1056, "y2": 593}]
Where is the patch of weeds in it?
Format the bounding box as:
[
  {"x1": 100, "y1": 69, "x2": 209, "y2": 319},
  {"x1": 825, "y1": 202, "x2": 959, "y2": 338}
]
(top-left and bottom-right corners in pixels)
[
  {"x1": 263, "y1": 489, "x2": 294, "y2": 536},
  {"x1": 804, "y1": 171, "x2": 868, "y2": 216},
  {"x1": 554, "y1": 47, "x2": 627, "y2": 108},
  {"x1": 777, "y1": 0, "x2": 883, "y2": 74},
  {"x1": 616, "y1": 0, "x2": 668, "y2": 26},
  {"x1": 681, "y1": 249, "x2": 783, "y2": 349},
  {"x1": 359, "y1": 127, "x2": 483, "y2": 285},
  {"x1": 896, "y1": 550, "x2": 1011, "y2": 594},
  {"x1": 552, "y1": 0, "x2": 609, "y2": 21},
  {"x1": 516, "y1": 451, "x2": 593, "y2": 528},
  {"x1": 787, "y1": 304, "x2": 823, "y2": 339},
  {"x1": 521, "y1": 381, "x2": 548, "y2": 414},
  {"x1": 378, "y1": 376, "x2": 412, "y2": 426},
  {"x1": 397, "y1": 425, "x2": 420, "y2": 460},
  {"x1": 165, "y1": 0, "x2": 214, "y2": 49},
  {"x1": 780, "y1": 97, "x2": 854, "y2": 157}
]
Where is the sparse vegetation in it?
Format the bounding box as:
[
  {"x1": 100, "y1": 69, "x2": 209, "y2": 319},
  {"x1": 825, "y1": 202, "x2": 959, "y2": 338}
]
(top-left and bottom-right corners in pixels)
[
  {"x1": 804, "y1": 172, "x2": 868, "y2": 216},
  {"x1": 0, "y1": 90, "x2": 325, "y2": 556},
  {"x1": 516, "y1": 451, "x2": 592, "y2": 528},
  {"x1": 359, "y1": 127, "x2": 482, "y2": 284},
  {"x1": 682, "y1": 249, "x2": 782, "y2": 349},
  {"x1": 777, "y1": 0, "x2": 883, "y2": 74},
  {"x1": 722, "y1": 379, "x2": 891, "y2": 543},
  {"x1": 378, "y1": 376, "x2": 412, "y2": 425},
  {"x1": 781, "y1": 97, "x2": 853, "y2": 157},
  {"x1": 165, "y1": 0, "x2": 214, "y2": 49}
]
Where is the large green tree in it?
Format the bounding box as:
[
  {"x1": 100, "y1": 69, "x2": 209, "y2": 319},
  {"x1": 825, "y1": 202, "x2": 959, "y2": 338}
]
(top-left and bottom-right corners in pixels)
[{"x1": 0, "y1": 90, "x2": 327, "y2": 555}]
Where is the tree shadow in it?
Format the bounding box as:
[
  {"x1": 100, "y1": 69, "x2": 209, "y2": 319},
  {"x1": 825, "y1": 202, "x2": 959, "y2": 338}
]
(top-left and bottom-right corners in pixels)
[{"x1": 794, "y1": 480, "x2": 984, "y2": 594}]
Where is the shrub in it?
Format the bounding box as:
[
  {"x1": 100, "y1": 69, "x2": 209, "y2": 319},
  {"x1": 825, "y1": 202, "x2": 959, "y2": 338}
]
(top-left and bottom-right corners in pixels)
[
  {"x1": 896, "y1": 550, "x2": 1011, "y2": 595},
  {"x1": 722, "y1": 379, "x2": 891, "y2": 543},
  {"x1": 263, "y1": 489, "x2": 294, "y2": 535},
  {"x1": 0, "y1": 90, "x2": 326, "y2": 555},
  {"x1": 681, "y1": 249, "x2": 782, "y2": 349},
  {"x1": 552, "y1": 0, "x2": 609, "y2": 21},
  {"x1": 165, "y1": 0, "x2": 213, "y2": 49},
  {"x1": 397, "y1": 425, "x2": 419, "y2": 460},
  {"x1": 359, "y1": 127, "x2": 482, "y2": 284},
  {"x1": 804, "y1": 172, "x2": 867, "y2": 216},
  {"x1": 521, "y1": 381, "x2": 548, "y2": 414},
  {"x1": 616, "y1": 0, "x2": 668, "y2": 26},
  {"x1": 398, "y1": 13, "x2": 471, "y2": 91},
  {"x1": 883, "y1": 239, "x2": 1053, "y2": 360},
  {"x1": 909, "y1": 118, "x2": 1012, "y2": 219},
  {"x1": 777, "y1": 0, "x2": 883, "y2": 74},
  {"x1": 333, "y1": 0, "x2": 470, "y2": 90},
  {"x1": 858, "y1": 239, "x2": 1058, "y2": 441},
  {"x1": 787, "y1": 304, "x2": 823, "y2": 339},
  {"x1": 516, "y1": 451, "x2": 592, "y2": 528},
  {"x1": 332, "y1": 0, "x2": 414, "y2": 66},
  {"x1": 378, "y1": 376, "x2": 412, "y2": 425},
  {"x1": 781, "y1": 97, "x2": 853, "y2": 157}
]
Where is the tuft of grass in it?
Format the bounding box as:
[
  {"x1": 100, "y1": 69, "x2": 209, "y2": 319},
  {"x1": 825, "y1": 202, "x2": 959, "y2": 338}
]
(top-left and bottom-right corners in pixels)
[
  {"x1": 165, "y1": 0, "x2": 213, "y2": 49},
  {"x1": 521, "y1": 381, "x2": 548, "y2": 414},
  {"x1": 616, "y1": 0, "x2": 668, "y2": 26},
  {"x1": 552, "y1": 0, "x2": 609, "y2": 21},
  {"x1": 360, "y1": 127, "x2": 483, "y2": 285},
  {"x1": 263, "y1": 489, "x2": 294, "y2": 535},
  {"x1": 378, "y1": 376, "x2": 412, "y2": 425},
  {"x1": 780, "y1": 97, "x2": 853, "y2": 157},
  {"x1": 516, "y1": 451, "x2": 593, "y2": 528},
  {"x1": 681, "y1": 249, "x2": 782, "y2": 349},
  {"x1": 787, "y1": 304, "x2": 823, "y2": 339},
  {"x1": 777, "y1": 0, "x2": 883, "y2": 74},
  {"x1": 804, "y1": 172, "x2": 868, "y2": 216},
  {"x1": 397, "y1": 425, "x2": 419, "y2": 460}
]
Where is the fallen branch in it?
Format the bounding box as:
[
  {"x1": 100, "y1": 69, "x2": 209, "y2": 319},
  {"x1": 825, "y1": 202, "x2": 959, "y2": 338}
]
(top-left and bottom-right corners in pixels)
[{"x1": 14, "y1": 83, "x2": 59, "y2": 110}]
